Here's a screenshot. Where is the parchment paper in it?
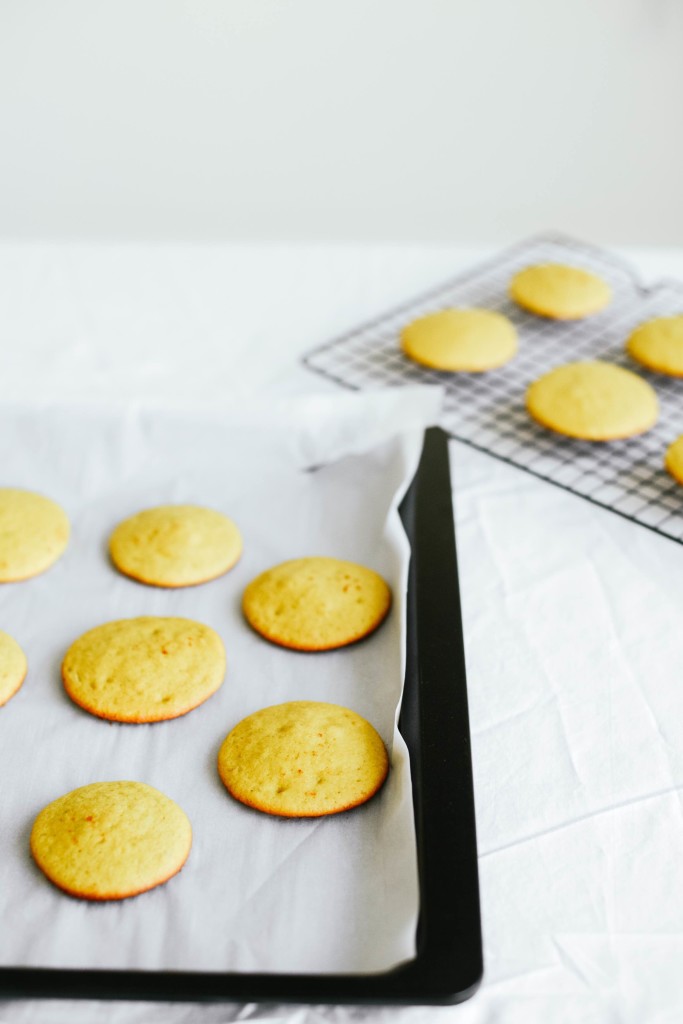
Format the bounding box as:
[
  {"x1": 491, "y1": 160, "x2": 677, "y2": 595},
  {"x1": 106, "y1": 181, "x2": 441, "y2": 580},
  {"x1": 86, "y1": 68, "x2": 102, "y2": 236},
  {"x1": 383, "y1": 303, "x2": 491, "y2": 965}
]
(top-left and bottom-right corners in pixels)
[{"x1": 0, "y1": 386, "x2": 440, "y2": 976}]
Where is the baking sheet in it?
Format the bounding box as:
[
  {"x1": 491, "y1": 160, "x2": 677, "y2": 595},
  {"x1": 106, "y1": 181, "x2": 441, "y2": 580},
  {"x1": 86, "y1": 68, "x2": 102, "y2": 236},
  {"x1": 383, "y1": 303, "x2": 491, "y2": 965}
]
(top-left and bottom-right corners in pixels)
[{"x1": 0, "y1": 387, "x2": 440, "y2": 976}]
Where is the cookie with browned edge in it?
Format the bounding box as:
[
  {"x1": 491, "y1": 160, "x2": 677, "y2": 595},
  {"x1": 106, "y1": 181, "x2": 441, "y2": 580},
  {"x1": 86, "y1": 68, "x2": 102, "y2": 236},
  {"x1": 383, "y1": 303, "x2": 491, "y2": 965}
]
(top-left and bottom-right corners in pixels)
[
  {"x1": 31, "y1": 781, "x2": 192, "y2": 900},
  {"x1": 243, "y1": 556, "x2": 391, "y2": 652},
  {"x1": 62, "y1": 616, "x2": 226, "y2": 723},
  {"x1": 218, "y1": 701, "x2": 389, "y2": 817}
]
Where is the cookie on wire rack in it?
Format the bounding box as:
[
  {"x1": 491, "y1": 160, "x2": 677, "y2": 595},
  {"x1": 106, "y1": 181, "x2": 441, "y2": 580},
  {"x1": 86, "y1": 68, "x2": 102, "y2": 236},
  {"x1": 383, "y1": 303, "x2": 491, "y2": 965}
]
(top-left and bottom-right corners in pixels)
[
  {"x1": 664, "y1": 435, "x2": 683, "y2": 486},
  {"x1": 627, "y1": 316, "x2": 683, "y2": 377},
  {"x1": 400, "y1": 308, "x2": 517, "y2": 372},
  {"x1": 526, "y1": 361, "x2": 658, "y2": 440},
  {"x1": 510, "y1": 263, "x2": 611, "y2": 320}
]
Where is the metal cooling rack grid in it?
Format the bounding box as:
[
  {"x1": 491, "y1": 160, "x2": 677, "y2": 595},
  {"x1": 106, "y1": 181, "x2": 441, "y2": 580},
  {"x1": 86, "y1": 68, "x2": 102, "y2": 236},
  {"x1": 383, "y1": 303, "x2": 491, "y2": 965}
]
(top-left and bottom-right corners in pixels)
[{"x1": 303, "y1": 234, "x2": 683, "y2": 544}]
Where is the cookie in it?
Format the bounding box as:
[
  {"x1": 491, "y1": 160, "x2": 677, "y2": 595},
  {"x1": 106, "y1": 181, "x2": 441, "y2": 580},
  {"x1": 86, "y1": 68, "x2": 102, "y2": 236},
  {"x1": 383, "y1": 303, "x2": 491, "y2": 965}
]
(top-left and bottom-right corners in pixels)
[
  {"x1": 664, "y1": 435, "x2": 683, "y2": 485},
  {"x1": 510, "y1": 264, "x2": 611, "y2": 320},
  {"x1": 30, "y1": 781, "x2": 192, "y2": 900},
  {"x1": 627, "y1": 316, "x2": 683, "y2": 376},
  {"x1": 526, "y1": 361, "x2": 658, "y2": 440},
  {"x1": 242, "y1": 556, "x2": 391, "y2": 652},
  {"x1": 217, "y1": 701, "x2": 389, "y2": 817},
  {"x1": 62, "y1": 616, "x2": 226, "y2": 723},
  {"x1": 0, "y1": 631, "x2": 27, "y2": 708},
  {"x1": 400, "y1": 308, "x2": 517, "y2": 372},
  {"x1": 109, "y1": 504, "x2": 242, "y2": 588},
  {"x1": 0, "y1": 488, "x2": 69, "y2": 582}
]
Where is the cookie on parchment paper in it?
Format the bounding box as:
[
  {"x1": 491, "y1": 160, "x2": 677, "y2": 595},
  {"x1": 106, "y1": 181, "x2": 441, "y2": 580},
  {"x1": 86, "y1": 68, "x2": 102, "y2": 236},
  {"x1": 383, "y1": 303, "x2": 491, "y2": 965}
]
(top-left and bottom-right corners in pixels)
[
  {"x1": 0, "y1": 488, "x2": 69, "y2": 583},
  {"x1": 109, "y1": 504, "x2": 242, "y2": 588},
  {"x1": 62, "y1": 616, "x2": 226, "y2": 723},
  {"x1": 242, "y1": 557, "x2": 391, "y2": 652},
  {"x1": 217, "y1": 701, "x2": 389, "y2": 818},
  {"x1": 30, "y1": 781, "x2": 192, "y2": 901},
  {"x1": 0, "y1": 630, "x2": 27, "y2": 708}
]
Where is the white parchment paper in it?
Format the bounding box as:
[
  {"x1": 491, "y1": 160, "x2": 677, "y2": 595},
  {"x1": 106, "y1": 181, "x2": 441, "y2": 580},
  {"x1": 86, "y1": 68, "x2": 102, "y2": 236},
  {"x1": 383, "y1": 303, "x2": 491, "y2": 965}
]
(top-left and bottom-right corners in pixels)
[{"x1": 0, "y1": 387, "x2": 440, "y2": 976}]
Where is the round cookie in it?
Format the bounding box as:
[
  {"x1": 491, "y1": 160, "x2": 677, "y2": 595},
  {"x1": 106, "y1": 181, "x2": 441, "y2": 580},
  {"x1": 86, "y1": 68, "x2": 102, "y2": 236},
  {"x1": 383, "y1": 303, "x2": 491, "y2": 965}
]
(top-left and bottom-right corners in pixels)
[
  {"x1": 664, "y1": 435, "x2": 683, "y2": 486},
  {"x1": 217, "y1": 701, "x2": 389, "y2": 818},
  {"x1": 400, "y1": 308, "x2": 517, "y2": 372},
  {"x1": 0, "y1": 488, "x2": 69, "y2": 582},
  {"x1": 526, "y1": 361, "x2": 658, "y2": 441},
  {"x1": 30, "y1": 781, "x2": 192, "y2": 900},
  {"x1": 510, "y1": 263, "x2": 611, "y2": 320},
  {"x1": 109, "y1": 504, "x2": 242, "y2": 588},
  {"x1": 62, "y1": 616, "x2": 226, "y2": 723},
  {"x1": 0, "y1": 631, "x2": 27, "y2": 708},
  {"x1": 627, "y1": 316, "x2": 683, "y2": 376},
  {"x1": 242, "y1": 556, "x2": 391, "y2": 652}
]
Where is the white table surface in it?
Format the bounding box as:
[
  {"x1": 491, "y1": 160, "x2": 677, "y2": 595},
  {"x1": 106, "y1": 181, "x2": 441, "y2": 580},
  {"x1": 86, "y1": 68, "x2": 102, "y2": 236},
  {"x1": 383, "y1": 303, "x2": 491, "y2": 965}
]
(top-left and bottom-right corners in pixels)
[{"x1": 2, "y1": 239, "x2": 683, "y2": 1023}]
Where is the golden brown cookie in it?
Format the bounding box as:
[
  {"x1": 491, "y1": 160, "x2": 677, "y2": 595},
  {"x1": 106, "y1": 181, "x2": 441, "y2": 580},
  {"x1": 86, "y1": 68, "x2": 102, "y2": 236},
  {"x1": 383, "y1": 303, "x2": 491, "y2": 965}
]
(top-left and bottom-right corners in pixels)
[
  {"x1": 62, "y1": 617, "x2": 226, "y2": 723},
  {"x1": 510, "y1": 263, "x2": 611, "y2": 320},
  {"x1": 526, "y1": 361, "x2": 658, "y2": 440},
  {"x1": 400, "y1": 308, "x2": 517, "y2": 371},
  {"x1": 0, "y1": 630, "x2": 27, "y2": 708},
  {"x1": 627, "y1": 316, "x2": 683, "y2": 376},
  {"x1": 30, "y1": 781, "x2": 192, "y2": 901},
  {"x1": 242, "y1": 556, "x2": 391, "y2": 651},
  {"x1": 109, "y1": 504, "x2": 242, "y2": 588},
  {"x1": 217, "y1": 701, "x2": 389, "y2": 817},
  {"x1": 0, "y1": 488, "x2": 69, "y2": 582}
]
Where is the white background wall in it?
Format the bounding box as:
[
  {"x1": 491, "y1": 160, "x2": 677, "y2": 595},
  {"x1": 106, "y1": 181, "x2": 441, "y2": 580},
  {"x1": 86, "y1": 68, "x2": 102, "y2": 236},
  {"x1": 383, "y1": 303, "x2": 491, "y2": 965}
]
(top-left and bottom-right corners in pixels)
[{"x1": 1, "y1": 0, "x2": 682, "y2": 245}]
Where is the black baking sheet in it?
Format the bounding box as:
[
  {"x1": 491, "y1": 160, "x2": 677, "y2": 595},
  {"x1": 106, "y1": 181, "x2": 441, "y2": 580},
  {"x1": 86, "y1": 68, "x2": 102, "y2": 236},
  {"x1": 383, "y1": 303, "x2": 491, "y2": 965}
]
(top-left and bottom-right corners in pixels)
[{"x1": 0, "y1": 427, "x2": 482, "y2": 1006}]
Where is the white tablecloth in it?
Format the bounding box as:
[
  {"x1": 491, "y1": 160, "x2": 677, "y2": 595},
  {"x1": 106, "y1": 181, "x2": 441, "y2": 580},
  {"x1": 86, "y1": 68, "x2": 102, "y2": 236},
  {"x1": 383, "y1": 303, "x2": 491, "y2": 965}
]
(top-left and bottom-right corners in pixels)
[{"x1": 2, "y1": 240, "x2": 683, "y2": 1022}]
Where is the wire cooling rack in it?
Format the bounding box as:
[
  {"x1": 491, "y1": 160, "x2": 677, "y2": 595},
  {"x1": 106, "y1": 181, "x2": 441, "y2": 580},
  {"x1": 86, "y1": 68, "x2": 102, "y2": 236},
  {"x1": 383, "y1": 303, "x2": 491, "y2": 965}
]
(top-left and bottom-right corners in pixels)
[{"x1": 303, "y1": 233, "x2": 683, "y2": 544}]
